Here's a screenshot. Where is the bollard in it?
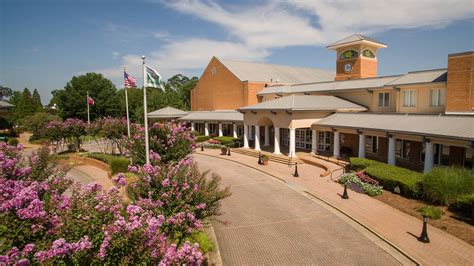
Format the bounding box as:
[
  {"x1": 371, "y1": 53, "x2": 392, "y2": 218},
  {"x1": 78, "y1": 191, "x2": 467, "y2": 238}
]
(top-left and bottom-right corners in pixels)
[
  {"x1": 342, "y1": 183, "x2": 349, "y2": 199},
  {"x1": 258, "y1": 152, "x2": 263, "y2": 164},
  {"x1": 293, "y1": 162, "x2": 299, "y2": 177},
  {"x1": 201, "y1": 145, "x2": 204, "y2": 152},
  {"x1": 227, "y1": 146, "x2": 231, "y2": 156},
  {"x1": 418, "y1": 217, "x2": 430, "y2": 243}
]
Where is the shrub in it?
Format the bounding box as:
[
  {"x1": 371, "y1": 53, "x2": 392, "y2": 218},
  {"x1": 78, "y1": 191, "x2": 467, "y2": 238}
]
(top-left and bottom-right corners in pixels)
[
  {"x1": 421, "y1": 166, "x2": 474, "y2": 205},
  {"x1": 349, "y1": 157, "x2": 380, "y2": 171},
  {"x1": 109, "y1": 157, "x2": 130, "y2": 175},
  {"x1": 196, "y1": 135, "x2": 210, "y2": 142},
  {"x1": 364, "y1": 164, "x2": 422, "y2": 198},
  {"x1": 126, "y1": 122, "x2": 195, "y2": 164},
  {"x1": 20, "y1": 112, "x2": 60, "y2": 137},
  {"x1": 212, "y1": 136, "x2": 239, "y2": 146},
  {"x1": 451, "y1": 194, "x2": 474, "y2": 214},
  {"x1": 418, "y1": 205, "x2": 443, "y2": 220},
  {"x1": 338, "y1": 173, "x2": 383, "y2": 196},
  {"x1": 7, "y1": 138, "x2": 18, "y2": 146}
]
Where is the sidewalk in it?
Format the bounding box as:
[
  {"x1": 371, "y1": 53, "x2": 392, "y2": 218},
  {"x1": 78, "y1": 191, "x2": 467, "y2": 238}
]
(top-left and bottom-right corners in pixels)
[{"x1": 196, "y1": 149, "x2": 474, "y2": 265}]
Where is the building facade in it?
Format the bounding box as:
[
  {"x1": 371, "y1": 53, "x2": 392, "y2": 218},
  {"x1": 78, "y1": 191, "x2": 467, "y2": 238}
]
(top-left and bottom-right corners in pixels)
[{"x1": 177, "y1": 34, "x2": 473, "y2": 172}]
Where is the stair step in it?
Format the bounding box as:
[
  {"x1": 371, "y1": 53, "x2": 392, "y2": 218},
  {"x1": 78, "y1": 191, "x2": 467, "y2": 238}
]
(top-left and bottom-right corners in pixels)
[{"x1": 232, "y1": 148, "x2": 303, "y2": 165}]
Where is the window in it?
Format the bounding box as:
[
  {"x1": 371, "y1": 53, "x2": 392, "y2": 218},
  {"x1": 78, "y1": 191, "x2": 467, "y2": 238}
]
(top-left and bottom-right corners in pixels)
[
  {"x1": 362, "y1": 49, "x2": 375, "y2": 58},
  {"x1": 378, "y1": 92, "x2": 390, "y2": 107},
  {"x1": 430, "y1": 89, "x2": 446, "y2": 107},
  {"x1": 317, "y1": 131, "x2": 331, "y2": 151},
  {"x1": 339, "y1": 50, "x2": 359, "y2": 60},
  {"x1": 365, "y1": 136, "x2": 379, "y2": 153},
  {"x1": 396, "y1": 140, "x2": 411, "y2": 159},
  {"x1": 403, "y1": 90, "x2": 416, "y2": 107}
]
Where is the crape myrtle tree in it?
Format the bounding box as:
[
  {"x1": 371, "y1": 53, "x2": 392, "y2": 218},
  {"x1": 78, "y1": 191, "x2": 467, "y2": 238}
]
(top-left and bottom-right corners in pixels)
[{"x1": 51, "y1": 73, "x2": 121, "y2": 121}]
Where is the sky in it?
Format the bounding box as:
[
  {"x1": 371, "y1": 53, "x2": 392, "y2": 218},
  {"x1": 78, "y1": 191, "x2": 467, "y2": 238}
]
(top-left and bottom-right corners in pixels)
[{"x1": 1, "y1": 0, "x2": 473, "y2": 104}]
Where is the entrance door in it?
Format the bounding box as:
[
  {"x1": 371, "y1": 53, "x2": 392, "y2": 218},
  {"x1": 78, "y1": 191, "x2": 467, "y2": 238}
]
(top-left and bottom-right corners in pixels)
[{"x1": 295, "y1": 128, "x2": 312, "y2": 150}]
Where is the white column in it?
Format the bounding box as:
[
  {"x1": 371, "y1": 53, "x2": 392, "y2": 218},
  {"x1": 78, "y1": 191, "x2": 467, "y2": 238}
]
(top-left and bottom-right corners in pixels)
[
  {"x1": 311, "y1": 130, "x2": 317, "y2": 154},
  {"x1": 264, "y1": 126, "x2": 270, "y2": 146},
  {"x1": 358, "y1": 134, "x2": 366, "y2": 158},
  {"x1": 254, "y1": 126, "x2": 261, "y2": 151},
  {"x1": 424, "y1": 142, "x2": 434, "y2": 173},
  {"x1": 248, "y1": 126, "x2": 253, "y2": 140},
  {"x1": 232, "y1": 124, "x2": 237, "y2": 138},
  {"x1": 204, "y1": 123, "x2": 209, "y2": 136},
  {"x1": 218, "y1": 123, "x2": 223, "y2": 137},
  {"x1": 274, "y1": 127, "x2": 281, "y2": 154},
  {"x1": 289, "y1": 128, "x2": 296, "y2": 158},
  {"x1": 333, "y1": 131, "x2": 340, "y2": 158},
  {"x1": 388, "y1": 136, "x2": 396, "y2": 165},
  {"x1": 191, "y1": 122, "x2": 195, "y2": 132},
  {"x1": 243, "y1": 125, "x2": 249, "y2": 148}
]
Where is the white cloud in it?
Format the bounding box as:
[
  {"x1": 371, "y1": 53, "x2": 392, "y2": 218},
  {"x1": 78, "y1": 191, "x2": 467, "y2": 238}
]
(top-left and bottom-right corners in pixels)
[
  {"x1": 112, "y1": 51, "x2": 120, "y2": 60},
  {"x1": 94, "y1": 0, "x2": 473, "y2": 86}
]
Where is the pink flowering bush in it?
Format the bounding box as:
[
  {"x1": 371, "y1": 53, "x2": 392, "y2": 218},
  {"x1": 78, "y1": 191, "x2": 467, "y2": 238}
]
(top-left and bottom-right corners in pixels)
[
  {"x1": 126, "y1": 121, "x2": 196, "y2": 164},
  {"x1": 88, "y1": 117, "x2": 128, "y2": 154},
  {"x1": 43, "y1": 118, "x2": 86, "y2": 152},
  {"x1": 0, "y1": 144, "x2": 205, "y2": 265}
]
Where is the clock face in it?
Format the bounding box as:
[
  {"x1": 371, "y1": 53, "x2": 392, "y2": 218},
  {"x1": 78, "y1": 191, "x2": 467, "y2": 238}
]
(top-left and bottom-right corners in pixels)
[{"x1": 344, "y1": 63, "x2": 352, "y2": 73}]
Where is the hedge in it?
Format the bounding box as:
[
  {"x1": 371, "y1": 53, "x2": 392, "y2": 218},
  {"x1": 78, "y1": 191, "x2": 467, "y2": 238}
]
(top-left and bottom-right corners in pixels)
[
  {"x1": 7, "y1": 138, "x2": 18, "y2": 146},
  {"x1": 212, "y1": 136, "x2": 240, "y2": 146},
  {"x1": 349, "y1": 157, "x2": 423, "y2": 198},
  {"x1": 196, "y1": 135, "x2": 211, "y2": 142},
  {"x1": 85, "y1": 153, "x2": 130, "y2": 175},
  {"x1": 349, "y1": 158, "x2": 380, "y2": 171},
  {"x1": 451, "y1": 194, "x2": 474, "y2": 215}
]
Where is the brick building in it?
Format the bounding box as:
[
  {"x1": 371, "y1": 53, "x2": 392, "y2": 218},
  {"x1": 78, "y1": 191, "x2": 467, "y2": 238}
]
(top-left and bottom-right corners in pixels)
[{"x1": 153, "y1": 34, "x2": 474, "y2": 172}]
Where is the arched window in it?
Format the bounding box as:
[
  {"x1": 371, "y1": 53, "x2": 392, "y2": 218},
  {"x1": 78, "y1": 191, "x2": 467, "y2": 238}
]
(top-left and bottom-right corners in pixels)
[
  {"x1": 362, "y1": 49, "x2": 375, "y2": 58},
  {"x1": 339, "y1": 50, "x2": 359, "y2": 60}
]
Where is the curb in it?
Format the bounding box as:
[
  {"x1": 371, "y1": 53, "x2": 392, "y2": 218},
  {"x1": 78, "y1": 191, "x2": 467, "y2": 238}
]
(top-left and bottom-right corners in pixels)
[
  {"x1": 195, "y1": 151, "x2": 421, "y2": 266},
  {"x1": 203, "y1": 220, "x2": 223, "y2": 266}
]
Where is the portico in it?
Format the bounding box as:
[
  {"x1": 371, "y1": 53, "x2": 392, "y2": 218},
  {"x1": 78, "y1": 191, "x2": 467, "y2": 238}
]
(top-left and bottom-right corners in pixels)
[
  {"x1": 178, "y1": 110, "x2": 244, "y2": 138},
  {"x1": 239, "y1": 95, "x2": 367, "y2": 158}
]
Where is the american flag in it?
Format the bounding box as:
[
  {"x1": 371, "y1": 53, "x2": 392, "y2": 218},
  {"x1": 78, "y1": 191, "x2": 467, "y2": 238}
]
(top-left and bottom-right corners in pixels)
[{"x1": 124, "y1": 71, "x2": 137, "y2": 88}]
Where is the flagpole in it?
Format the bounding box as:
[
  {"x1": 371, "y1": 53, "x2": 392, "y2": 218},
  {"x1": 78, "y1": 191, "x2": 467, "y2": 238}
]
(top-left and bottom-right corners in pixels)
[
  {"x1": 87, "y1": 91, "x2": 91, "y2": 152},
  {"x1": 142, "y1": 55, "x2": 150, "y2": 164},
  {"x1": 124, "y1": 67, "x2": 131, "y2": 138}
]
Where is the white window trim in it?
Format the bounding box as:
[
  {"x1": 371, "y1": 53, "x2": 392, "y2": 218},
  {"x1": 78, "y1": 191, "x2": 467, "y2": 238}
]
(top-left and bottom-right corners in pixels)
[
  {"x1": 430, "y1": 88, "x2": 446, "y2": 107},
  {"x1": 378, "y1": 92, "x2": 390, "y2": 107},
  {"x1": 403, "y1": 90, "x2": 416, "y2": 107}
]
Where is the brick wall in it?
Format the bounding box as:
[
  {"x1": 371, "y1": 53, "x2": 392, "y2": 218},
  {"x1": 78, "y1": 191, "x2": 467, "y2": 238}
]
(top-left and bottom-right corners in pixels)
[{"x1": 446, "y1": 52, "x2": 474, "y2": 112}]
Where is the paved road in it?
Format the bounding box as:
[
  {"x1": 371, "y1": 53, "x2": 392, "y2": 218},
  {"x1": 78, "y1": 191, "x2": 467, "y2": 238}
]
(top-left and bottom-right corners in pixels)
[{"x1": 194, "y1": 154, "x2": 401, "y2": 265}]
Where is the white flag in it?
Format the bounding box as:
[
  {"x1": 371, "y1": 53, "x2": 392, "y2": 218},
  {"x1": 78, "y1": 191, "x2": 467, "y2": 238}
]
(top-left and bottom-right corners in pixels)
[{"x1": 145, "y1": 65, "x2": 165, "y2": 91}]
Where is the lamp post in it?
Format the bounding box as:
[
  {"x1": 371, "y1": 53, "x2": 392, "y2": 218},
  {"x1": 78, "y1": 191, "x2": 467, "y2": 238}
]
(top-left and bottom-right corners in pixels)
[
  {"x1": 418, "y1": 216, "x2": 430, "y2": 243},
  {"x1": 293, "y1": 162, "x2": 299, "y2": 177},
  {"x1": 342, "y1": 183, "x2": 349, "y2": 199}
]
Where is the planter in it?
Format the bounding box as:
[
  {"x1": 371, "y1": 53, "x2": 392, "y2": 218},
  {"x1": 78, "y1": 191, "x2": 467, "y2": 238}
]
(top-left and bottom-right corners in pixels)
[
  {"x1": 262, "y1": 160, "x2": 268, "y2": 165},
  {"x1": 220, "y1": 147, "x2": 228, "y2": 155}
]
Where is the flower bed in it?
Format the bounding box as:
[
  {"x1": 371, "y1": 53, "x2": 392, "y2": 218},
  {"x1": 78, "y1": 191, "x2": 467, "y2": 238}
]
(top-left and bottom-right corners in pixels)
[{"x1": 338, "y1": 172, "x2": 383, "y2": 196}]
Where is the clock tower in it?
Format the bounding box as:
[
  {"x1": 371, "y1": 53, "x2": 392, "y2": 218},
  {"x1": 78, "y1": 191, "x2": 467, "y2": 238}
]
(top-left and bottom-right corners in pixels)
[{"x1": 327, "y1": 34, "x2": 387, "y2": 81}]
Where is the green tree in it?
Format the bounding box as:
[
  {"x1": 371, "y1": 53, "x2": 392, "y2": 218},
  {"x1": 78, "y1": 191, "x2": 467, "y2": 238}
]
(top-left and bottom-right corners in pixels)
[
  {"x1": 32, "y1": 89, "x2": 43, "y2": 111},
  {"x1": 51, "y1": 73, "x2": 121, "y2": 120},
  {"x1": 0, "y1": 85, "x2": 13, "y2": 100},
  {"x1": 166, "y1": 74, "x2": 198, "y2": 110},
  {"x1": 9, "y1": 88, "x2": 35, "y2": 123}
]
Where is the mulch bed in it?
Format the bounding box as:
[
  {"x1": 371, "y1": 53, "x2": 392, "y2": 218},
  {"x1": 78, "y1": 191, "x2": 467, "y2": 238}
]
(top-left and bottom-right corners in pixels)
[{"x1": 374, "y1": 190, "x2": 474, "y2": 245}]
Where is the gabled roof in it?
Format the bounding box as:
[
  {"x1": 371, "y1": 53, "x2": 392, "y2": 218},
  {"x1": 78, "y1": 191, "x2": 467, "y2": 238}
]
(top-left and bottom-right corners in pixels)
[
  {"x1": 384, "y1": 69, "x2": 447, "y2": 86},
  {"x1": 258, "y1": 75, "x2": 402, "y2": 95},
  {"x1": 239, "y1": 95, "x2": 367, "y2": 112},
  {"x1": 147, "y1": 106, "x2": 187, "y2": 118},
  {"x1": 0, "y1": 101, "x2": 14, "y2": 108},
  {"x1": 218, "y1": 58, "x2": 335, "y2": 84},
  {"x1": 178, "y1": 110, "x2": 243, "y2": 122},
  {"x1": 327, "y1": 34, "x2": 387, "y2": 49},
  {"x1": 313, "y1": 113, "x2": 474, "y2": 141}
]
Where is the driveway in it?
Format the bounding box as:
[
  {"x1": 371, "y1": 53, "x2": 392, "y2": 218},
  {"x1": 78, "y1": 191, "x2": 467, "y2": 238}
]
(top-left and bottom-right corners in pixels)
[{"x1": 194, "y1": 154, "x2": 401, "y2": 265}]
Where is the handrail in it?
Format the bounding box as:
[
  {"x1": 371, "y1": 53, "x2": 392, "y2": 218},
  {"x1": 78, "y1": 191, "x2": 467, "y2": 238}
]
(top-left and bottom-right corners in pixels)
[{"x1": 330, "y1": 167, "x2": 345, "y2": 181}]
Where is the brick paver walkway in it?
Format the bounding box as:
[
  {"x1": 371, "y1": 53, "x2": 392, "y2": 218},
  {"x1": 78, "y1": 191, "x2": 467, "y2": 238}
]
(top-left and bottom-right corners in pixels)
[
  {"x1": 195, "y1": 149, "x2": 474, "y2": 265},
  {"x1": 195, "y1": 154, "x2": 402, "y2": 265}
]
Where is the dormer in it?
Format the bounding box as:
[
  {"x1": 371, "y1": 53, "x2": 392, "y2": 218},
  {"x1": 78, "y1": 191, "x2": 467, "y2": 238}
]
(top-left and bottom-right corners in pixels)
[{"x1": 327, "y1": 34, "x2": 387, "y2": 81}]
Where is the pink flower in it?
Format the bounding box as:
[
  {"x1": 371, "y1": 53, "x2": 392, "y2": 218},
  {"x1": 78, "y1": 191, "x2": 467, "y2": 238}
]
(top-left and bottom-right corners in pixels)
[{"x1": 112, "y1": 173, "x2": 126, "y2": 187}]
